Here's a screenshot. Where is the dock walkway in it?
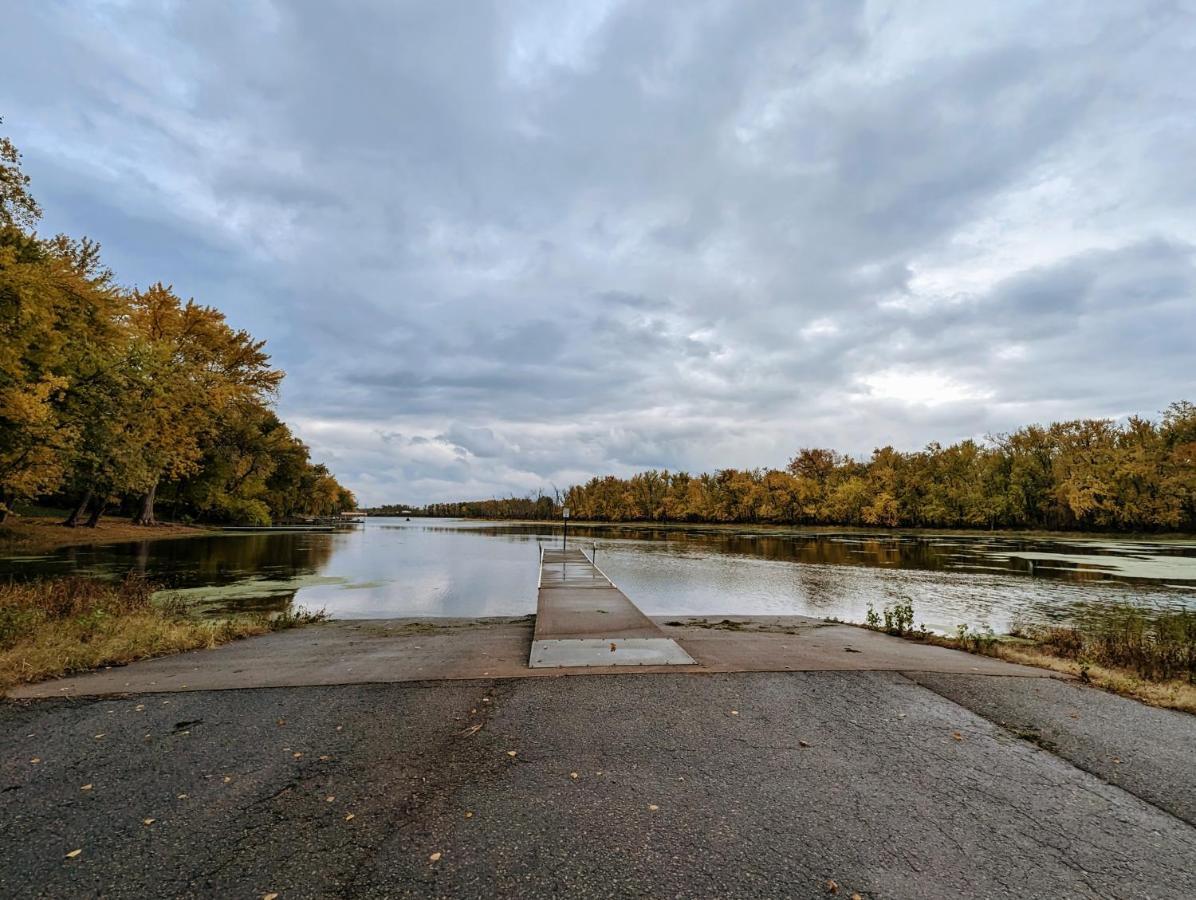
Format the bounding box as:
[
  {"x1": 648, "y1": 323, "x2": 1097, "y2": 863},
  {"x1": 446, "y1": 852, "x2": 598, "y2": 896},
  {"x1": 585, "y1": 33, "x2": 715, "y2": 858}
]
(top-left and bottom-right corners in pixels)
[{"x1": 530, "y1": 546, "x2": 695, "y2": 667}]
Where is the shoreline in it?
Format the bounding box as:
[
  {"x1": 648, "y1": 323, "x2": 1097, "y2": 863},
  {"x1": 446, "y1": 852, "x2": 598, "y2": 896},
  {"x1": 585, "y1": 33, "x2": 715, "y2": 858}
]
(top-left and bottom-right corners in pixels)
[
  {"x1": 7, "y1": 613, "x2": 1055, "y2": 699},
  {"x1": 9, "y1": 609, "x2": 1192, "y2": 714},
  {"x1": 404, "y1": 516, "x2": 1196, "y2": 542},
  {"x1": 0, "y1": 515, "x2": 214, "y2": 555}
]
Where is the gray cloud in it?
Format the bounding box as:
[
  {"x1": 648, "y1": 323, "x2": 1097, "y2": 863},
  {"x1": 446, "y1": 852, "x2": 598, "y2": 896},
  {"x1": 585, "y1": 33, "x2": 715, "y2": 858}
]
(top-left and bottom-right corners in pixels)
[{"x1": 3, "y1": 0, "x2": 1194, "y2": 504}]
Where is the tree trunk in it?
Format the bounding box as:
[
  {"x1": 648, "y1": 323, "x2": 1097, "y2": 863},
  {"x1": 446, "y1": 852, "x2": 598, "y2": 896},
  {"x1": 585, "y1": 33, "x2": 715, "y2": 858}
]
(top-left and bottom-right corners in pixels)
[
  {"x1": 133, "y1": 481, "x2": 158, "y2": 526},
  {"x1": 85, "y1": 498, "x2": 106, "y2": 528},
  {"x1": 0, "y1": 493, "x2": 13, "y2": 524},
  {"x1": 63, "y1": 489, "x2": 94, "y2": 527}
]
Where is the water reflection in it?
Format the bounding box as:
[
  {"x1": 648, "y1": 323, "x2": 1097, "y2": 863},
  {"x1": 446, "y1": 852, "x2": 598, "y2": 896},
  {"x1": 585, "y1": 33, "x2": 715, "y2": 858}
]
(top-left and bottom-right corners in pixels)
[
  {"x1": 0, "y1": 519, "x2": 1193, "y2": 632},
  {"x1": 0, "y1": 533, "x2": 340, "y2": 615}
]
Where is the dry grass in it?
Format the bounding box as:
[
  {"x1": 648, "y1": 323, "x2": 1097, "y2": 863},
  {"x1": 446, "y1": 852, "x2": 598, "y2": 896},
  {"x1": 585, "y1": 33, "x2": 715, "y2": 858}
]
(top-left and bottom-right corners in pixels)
[
  {"x1": 860, "y1": 599, "x2": 1196, "y2": 714},
  {"x1": 0, "y1": 515, "x2": 210, "y2": 555},
  {"x1": 986, "y1": 642, "x2": 1196, "y2": 713},
  {"x1": 0, "y1": 576, "x2": 324, "y2": 693},
  {"x1": 1020, "y1": 608, "x2": 1196, "y2": 683}
]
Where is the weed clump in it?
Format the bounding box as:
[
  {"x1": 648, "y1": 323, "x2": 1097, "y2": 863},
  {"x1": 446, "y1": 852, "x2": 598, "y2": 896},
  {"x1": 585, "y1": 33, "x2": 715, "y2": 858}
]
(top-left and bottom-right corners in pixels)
[{"x1": 865, "y1": 597, "x2": 915, "y2": 636}]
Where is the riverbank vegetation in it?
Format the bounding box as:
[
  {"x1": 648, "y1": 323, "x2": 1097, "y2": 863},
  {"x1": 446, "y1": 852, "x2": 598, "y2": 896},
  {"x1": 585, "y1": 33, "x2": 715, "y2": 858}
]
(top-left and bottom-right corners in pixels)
[
  {"x1": 862, "y1": 598, "x2": 1196, "y2": 713},
  {"x1": 0, "y1": 575, "x2": 325, "y2": 693},
  {"x1": 1, "y1": 123, "x2": 354, "y2": 529},
  {"x1": 412, "y1": 402, "x2": 1196, "y2": 532}
]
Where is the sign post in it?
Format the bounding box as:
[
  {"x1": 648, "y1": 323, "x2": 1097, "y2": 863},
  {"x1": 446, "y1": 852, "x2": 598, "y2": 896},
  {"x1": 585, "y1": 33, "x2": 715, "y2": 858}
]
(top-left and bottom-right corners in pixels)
[{"x1": 562, "y1": 506, "x2": 570, "y2": 551}]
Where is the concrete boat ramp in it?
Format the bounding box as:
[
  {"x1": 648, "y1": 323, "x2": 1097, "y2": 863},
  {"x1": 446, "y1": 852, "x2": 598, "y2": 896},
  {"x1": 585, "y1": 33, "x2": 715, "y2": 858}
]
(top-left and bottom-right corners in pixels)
[
  {"x1": 530, "y1": 547, "x2": 695, "y2": 667},
  {"x1": 10, "y1": 548, "x2": 1056, "y2": 698}
]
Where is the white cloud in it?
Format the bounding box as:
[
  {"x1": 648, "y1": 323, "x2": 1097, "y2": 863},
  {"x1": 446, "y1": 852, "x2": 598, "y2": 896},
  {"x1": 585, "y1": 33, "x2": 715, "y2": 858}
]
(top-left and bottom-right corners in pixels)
[{"x1": 858, "y1": 369, "x2": 993, "y2": 407}]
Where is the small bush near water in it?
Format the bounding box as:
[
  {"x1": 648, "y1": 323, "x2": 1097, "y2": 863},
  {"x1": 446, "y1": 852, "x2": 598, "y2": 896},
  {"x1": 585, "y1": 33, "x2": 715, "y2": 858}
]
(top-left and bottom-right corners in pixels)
[{"x1": 0, "y1": 576, "x2": 325, "y2": 692}]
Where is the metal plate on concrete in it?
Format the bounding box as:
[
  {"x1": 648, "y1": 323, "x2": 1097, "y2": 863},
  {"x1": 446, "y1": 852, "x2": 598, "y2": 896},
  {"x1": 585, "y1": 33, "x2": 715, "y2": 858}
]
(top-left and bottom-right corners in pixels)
[{"x1": 530, "y1": 637, "x2": 697, "y2": 668}]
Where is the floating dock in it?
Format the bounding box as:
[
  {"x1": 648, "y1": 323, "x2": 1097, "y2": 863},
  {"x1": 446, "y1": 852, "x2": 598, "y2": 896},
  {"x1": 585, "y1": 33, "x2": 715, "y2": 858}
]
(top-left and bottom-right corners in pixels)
[{"x1": 530, "y1": 547, "x2": 696, "y2": 668}]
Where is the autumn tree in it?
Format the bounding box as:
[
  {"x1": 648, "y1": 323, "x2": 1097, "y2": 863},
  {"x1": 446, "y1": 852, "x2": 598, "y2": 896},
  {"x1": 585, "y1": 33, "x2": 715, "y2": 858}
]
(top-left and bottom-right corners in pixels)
[
  {"x1": 0, "y1": 125, "x2": 354, "y2": 527},
  {"x1": 123, "y1": 284, "x2": 283, "y2": 525}
]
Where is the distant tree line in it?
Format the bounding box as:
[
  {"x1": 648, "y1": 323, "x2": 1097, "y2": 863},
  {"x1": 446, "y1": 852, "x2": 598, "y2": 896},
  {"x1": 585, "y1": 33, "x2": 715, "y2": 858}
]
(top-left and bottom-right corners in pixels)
[
  {"x1": 405, "y1": 404, "x2": 1196, "y2": 532},
  {"x1": 364, "y1": 496, "x2": 556, "y2": 519},
  {"x1": 1, "y1": 123, "x2": 355, "y2": 527}
]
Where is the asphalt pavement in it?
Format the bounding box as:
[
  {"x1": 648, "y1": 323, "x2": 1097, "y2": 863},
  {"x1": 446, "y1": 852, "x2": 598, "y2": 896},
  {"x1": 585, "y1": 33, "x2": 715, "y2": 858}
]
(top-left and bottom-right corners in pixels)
[{"x1": 3, "y1": 670, "x2": 1195, "y2": 899}]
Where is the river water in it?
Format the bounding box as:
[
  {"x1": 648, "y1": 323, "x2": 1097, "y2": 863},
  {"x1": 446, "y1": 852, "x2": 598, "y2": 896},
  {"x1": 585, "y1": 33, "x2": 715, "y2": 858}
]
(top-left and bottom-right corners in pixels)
[{"x1": 3, "y1": 517, "x2": 1194, "y2": 633}]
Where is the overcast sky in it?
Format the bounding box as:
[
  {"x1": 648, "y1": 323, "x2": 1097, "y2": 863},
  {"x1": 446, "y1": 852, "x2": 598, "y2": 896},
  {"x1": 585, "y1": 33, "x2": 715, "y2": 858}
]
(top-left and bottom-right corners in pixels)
[{"x1": 4, "y1": 1, "x2": 1194, "y2": 505}]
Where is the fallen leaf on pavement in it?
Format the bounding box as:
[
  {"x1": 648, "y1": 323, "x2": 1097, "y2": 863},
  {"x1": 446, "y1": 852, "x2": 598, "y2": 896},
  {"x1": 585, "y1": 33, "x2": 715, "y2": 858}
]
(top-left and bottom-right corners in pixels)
[
  {"x1": 177, "y1": 794, "x2": 188, "y2": 799},
  {"x1": 569, "y1": 772, "x2": 579, "y2": 779},
  {"x1": 345, "y1": 813, "x2": 355, "y2": 821},
  {"x1": 66, "y1": 849, "x2": 82, "y2": 859},
  {"x1": 143, "y1": 818, "x2": 155, "y2": 826},
  {"x1": 460, "y1": 724, "x2": 483, "y2": 737},
  {"x1": 94, "y1": 734, "x2": 105, "y2": 739},
  {"x1": 319, "y1": 755, "x2": 331, "y2": 761},
  {"x1": 293, "y1": 752, "x2": 303, "y2": 759},
  {"x1": 463, "y1": 811, "x2": 474, "y2": 819},
  {"x1": 798, "y1": 741, "x2": 811, "y2": 748},
  {"x1": 648, "y1": 804, "x2": 659, "y2": 811},
  {"x1": 30, "y1": 758, "x2": 40, "y2": 764},
  {"x1": 730, "y1": 710, "x2": 739, "y2": 716},
  {"x1": 429, "y1": 852, "x2": 442, "y2": 863},
  {"x1": 263, "y1": 893, "x2": 279, "y2": 900},
  {"x1": 326, "y1": 795, "x2": 335, "y2": 803},
  {"x1": 826, "y1": 879, "x2": 839, "y2": 894},
  {"x1": 951, "y1": 732, "x2": 963, "y2": 742},
  {"x1": 223, "y1": 776, "x2": 232, "y2": 784},
  {"x1": 81, "y1": 784, "x2": 93, "y2": 791},
  {"x1": 506, "y1": 750, "x2": 517, "y2": 757}
]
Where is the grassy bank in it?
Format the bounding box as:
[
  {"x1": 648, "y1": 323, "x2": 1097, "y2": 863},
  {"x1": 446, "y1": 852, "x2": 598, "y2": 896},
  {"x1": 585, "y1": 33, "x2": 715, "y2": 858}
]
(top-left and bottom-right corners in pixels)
[
  {"x1": 0, "y1": 576, "x2": 324, "y2": 693},
  {"x1": 0, "y1": 514, "x2": 211, "y2": 555},
  {"x1": 861, "y1": 599, "x2": 1196, "y2": 713}
]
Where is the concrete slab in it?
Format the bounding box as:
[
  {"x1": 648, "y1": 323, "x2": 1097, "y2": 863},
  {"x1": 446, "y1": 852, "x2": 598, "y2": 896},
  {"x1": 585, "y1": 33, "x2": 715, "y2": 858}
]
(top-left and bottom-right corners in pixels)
[
  {"x1": 531, "y1": 547, "x2": 693, "y2": 667},
  {"x1": 532, "y1": 587, "x2": 663, "y2": 638},
  {"x1": 530, "y1": 637, "x2": 696, "y2": 667},
  {"x1": 8, "y1": 616, "x2": 1056, "y2": 697}
]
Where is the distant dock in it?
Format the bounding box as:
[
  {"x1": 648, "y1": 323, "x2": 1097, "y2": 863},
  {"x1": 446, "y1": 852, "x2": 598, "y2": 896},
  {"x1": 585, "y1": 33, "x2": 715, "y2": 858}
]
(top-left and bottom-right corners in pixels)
[
  {"x1": 219, "y1": 524, "x2": 356, "y2": 533},
  {"x1": 530, "y1": 546, "x2": 695, "y2": 667}
]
